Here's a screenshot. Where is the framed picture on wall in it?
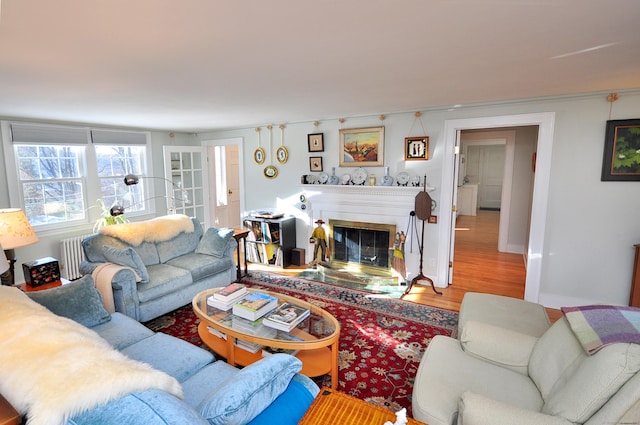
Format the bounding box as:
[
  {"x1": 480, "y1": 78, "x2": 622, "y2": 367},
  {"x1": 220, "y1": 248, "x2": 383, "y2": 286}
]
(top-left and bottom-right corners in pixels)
[
  {"x1": 339, "y1": 126, "x2": 384, "y2": 167},
  {"x1": 404, "y1": 136, "x2": 429, "y2": 160},
  {"x1": 601, "y1": 118, "x2": 640, "y2": 181},
  {"x1": 308, "y1": 133, "x2": 324, "y2": 152},
  {"x1": 309, "y1": 156, "x2": 323, "y2": 172}
]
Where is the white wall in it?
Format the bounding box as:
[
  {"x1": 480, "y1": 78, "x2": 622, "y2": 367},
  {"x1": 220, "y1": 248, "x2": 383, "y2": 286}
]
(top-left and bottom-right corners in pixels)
[{"x1": 200, "y1": 90, "x2": 640, "y2": 308}]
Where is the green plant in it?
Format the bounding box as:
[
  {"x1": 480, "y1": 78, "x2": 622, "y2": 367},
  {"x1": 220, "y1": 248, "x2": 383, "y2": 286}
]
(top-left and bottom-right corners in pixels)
[{"x1": 93, "y1": 199, "x2": 128, "y2": 233}]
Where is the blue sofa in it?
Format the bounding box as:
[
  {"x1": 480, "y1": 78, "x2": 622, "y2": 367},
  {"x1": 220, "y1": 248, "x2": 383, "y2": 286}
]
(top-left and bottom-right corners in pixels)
[
  {"x1": 0, "y1": 276, "x2": 319, "y2": 425},
  {"x1": 80, "y1": 215, "x2": 237, "y2": 322}
]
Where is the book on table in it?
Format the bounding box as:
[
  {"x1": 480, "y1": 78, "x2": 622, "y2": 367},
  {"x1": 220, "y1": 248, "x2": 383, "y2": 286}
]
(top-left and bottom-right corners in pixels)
[
  {"x1": 263, "y1": 302, "x2": 311, "y2": 331},
  {"x1": 214, "y1": 283, "x2": 248, "y2": 301},
  {"x1": 208, "y1": 295, "x2": 245, "y2": 311},
  {"x1": 232, "y1": 291, "x2": 279, "y2": 321},
  {"x1": 231, "y1": 316, "x2": 277, "y2": 338},
  {"x1": 234, "y1": 338, "x2": 263, "y2": 354}
]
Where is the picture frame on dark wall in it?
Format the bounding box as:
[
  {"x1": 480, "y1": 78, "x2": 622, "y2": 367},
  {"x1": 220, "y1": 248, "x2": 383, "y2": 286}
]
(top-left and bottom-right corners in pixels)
[
  {"x1": 308, "y1": 133, "x2": 324, "y2": 152},
  {"x1": 404, "y1": 136, "x2": 429, "y2": 160},
  {"x1": 309, "y1": 156, "x2": 323, "y2": 172},
  {"x1": 601, "y1": 119, "x2": 640, "y2": 181}
]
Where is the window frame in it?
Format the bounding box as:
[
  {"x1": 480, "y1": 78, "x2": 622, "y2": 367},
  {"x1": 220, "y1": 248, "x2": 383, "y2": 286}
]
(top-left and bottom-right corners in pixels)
[{"x1": 1, "y1": 121, "x2": 153, "y2": 235}]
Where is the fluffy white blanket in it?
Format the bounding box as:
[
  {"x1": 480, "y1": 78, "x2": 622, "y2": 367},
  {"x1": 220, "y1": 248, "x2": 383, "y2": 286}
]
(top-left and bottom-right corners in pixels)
[
  {"x1": 0, "y1": 287, "x2": 183, "y2": 425},
  {"x1": 99, "y1": 214, "x2": 194, "y2": 246}
]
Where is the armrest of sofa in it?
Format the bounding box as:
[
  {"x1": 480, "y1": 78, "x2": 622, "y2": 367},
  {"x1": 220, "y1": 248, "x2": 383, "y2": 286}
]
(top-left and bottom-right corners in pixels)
[
  {"x1": 459, "y1": 320, "x2": 538, "y2": 375},
  {"x1": 86, "y1": 262, "x2": 141, "y2": 321},
  {"x1": 458, "y1": 392, "x2": 573, "y2": 425}
]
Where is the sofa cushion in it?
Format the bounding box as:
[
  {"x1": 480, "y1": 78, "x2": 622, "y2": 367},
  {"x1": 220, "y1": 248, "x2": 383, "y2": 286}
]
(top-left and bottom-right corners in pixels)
[
  {"x1": 247, "y1": 375, "x2": 318, "y2": 425},
  {"x1": 70, "y1": 388, "x2": 210, "y2": 425},
  {"x1": 102, "y1": 245, "x2": 150, "y2": 283},
  {"x1": 196, "y1": 227, "x2": 234, "y2": 258},
  {"x1": 156, "y1": 218, "x2": 203, "y2": 263},
  {"x1": 83, "y1": 234, "x2": 160, "y2": 265},
  {"x1": 459, "y1": 320, "x2": 538, "y2": 375},
  {"x1": 92, "y1": 312, "x2": 155, "y2": 350},
  {"x1": 530, "y1": 317, "x2": 640, "y2": 423},
  {"x1": 137, "y1": 264, "x2": 193, "y2": 303},
  {"x1": 412, "y1": 335, "x2": 542, "y2": 425},
  {"x1": 198, "y1": 354, "x2": 302, "y2": 425},
  {"x1": 166, "y1": 253, "x2": 234, "y2": 281},
  {"x1": 541, "y1": 342, "x2": 640, "y2": 422},
  {"x1": 27, "y1": 275, "x2": 111, "y2": 327},
  {"x1": 122, "y1": 332, "x2": 214, "y2": 382}
]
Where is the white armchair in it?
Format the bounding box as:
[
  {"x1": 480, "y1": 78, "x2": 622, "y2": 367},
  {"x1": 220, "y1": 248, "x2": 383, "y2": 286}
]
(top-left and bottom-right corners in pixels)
[{"x1": 412, "y1": 294, "x2": 640, "y2": 425}]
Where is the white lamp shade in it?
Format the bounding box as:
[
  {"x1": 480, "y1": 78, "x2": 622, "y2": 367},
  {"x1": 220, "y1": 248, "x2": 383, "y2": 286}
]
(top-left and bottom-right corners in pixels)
[
  {"x1": 0, "y1": 208, "x2": 39, "y2": 250},
  {"x1": 0, "y1": 244, "x2": 9, "y2": 274}
]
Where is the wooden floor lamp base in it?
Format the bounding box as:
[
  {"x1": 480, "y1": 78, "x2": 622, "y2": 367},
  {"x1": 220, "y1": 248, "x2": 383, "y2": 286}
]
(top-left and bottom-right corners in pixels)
[{"x1": 403, "y1": 273, "x2": 443, "y2": 297}]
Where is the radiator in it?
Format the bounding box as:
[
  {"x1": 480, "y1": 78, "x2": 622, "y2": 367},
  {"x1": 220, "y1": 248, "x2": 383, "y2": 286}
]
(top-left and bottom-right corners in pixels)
[{"x1": 59, "y1": 235, "x2": 91, "y2": 280}]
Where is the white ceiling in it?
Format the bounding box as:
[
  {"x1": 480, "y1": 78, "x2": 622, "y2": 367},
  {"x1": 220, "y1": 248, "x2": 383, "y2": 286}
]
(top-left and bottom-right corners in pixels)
[{"x1": 0, "y1": 0, "x2": 639, "y2": 133}]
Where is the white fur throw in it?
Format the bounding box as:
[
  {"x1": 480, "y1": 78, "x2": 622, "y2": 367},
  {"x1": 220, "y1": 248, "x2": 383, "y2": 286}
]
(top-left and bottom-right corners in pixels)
[
  {"x1": 100, "y1": 214, "x2": 194, "y2": 246},
  {"x1": 0, "y1": 286, "x2": 183, "y2": 425}
]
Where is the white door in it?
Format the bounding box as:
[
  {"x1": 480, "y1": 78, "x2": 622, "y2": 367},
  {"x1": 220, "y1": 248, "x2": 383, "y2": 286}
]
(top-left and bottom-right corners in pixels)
[
  {"x1": 203, "y1": 137, "x2": 244, "y2": 229},
  {"x1": 448, "y1": 130, "x2": 462, "y2": 284},
  {"x1": 163, "y1": 146, "x2": 210, "y2": 228},
  {"x1": 479, "y1": 145, "x2": 505, "y2": 209},
  {"x1": 210, "y1": 144, "x2": 241, "y2": 228}
]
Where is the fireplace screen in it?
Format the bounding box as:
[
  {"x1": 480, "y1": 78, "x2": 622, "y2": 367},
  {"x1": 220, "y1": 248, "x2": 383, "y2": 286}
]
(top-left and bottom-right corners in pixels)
[{"x1": 330, "y1": 220, "x2": 394, "y2": 270}]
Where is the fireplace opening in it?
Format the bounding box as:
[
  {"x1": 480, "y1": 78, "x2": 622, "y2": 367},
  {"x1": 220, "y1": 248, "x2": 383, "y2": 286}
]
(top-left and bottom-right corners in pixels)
[{"x1": 329, "y1": 219, "x2": 396, "y2": 274}]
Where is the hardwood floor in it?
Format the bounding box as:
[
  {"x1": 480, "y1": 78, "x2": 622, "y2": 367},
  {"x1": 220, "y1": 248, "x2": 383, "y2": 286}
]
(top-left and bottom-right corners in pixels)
[
  {"x1": 248, "y1": 209, "x2": 562, "y2": 322},
  {"x1": 401, "y1": 210, "x2": 562, "y2": 322}
]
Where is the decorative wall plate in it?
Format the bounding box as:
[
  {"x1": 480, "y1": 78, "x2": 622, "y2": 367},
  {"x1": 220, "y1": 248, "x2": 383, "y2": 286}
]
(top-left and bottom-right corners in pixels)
[
  {"x1": 351, "y1": 168, "x2": 367, "y2": 185},
  {"x1": 263, "y1": 165, "x2": 278, "y2": 179},
  {"x1": 396, "y1": 171, "x2": 410, "y2": 186},
  {"x1": 276, "y1": 146, "x2": 288, "y2": 164},
  {"x1": 254, "y1": 147, "x2": 265, "y2": 164}
]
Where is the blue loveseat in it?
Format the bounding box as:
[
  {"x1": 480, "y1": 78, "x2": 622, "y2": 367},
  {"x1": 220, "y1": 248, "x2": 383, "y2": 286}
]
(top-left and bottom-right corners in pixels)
[
  {"x1": 0, "y1": 276, "x2": 319, "y2": 425},
  {"x1": 80, "y1": 215, "x2": 237, "y2": 322}
]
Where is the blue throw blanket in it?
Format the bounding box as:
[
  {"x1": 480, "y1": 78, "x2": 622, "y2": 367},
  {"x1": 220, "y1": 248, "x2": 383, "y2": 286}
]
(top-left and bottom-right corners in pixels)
[{"x1": 562, "y1": 305, "x2": 640, "y2": 355}]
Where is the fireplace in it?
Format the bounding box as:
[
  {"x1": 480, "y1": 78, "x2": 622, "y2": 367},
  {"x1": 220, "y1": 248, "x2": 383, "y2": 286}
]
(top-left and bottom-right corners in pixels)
[{"x1": 329, "y1": 219, "x2": 396, "y2": 274}]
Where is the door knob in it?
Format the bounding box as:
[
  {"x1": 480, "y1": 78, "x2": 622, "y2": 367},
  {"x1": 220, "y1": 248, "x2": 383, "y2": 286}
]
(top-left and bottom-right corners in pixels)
[{"x1": 228, "y1": 190, "x2": 233, "y2": 195}]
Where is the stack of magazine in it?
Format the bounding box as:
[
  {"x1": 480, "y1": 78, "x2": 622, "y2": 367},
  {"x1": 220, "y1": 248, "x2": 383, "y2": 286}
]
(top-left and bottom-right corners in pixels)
[
  {"x1": 207, "y1": 283, "x2": 248, "y2": 311},
  {"x1": 232, "y1": 291, "x2": 279, "y2": 321},
  {"x1": 263, "y1": 302, "x2": 310, "y2": 332}
]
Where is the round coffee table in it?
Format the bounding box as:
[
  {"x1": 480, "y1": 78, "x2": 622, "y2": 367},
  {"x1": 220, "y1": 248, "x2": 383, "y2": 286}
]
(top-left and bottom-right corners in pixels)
[{"x1": 192, "y1": 288, "x2": 340, "y2": 389}]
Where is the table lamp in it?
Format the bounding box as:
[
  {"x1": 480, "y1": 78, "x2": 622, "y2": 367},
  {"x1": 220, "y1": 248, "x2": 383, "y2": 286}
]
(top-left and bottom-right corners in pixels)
[{"x1": 0, "y1": 208, "x2": 39, "y2": 286}]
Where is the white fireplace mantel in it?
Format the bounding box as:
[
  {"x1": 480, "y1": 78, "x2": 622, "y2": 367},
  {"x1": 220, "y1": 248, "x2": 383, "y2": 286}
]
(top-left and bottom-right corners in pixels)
[{"x1": 298, "y1": 184, "x2": 437, "y2": 283}]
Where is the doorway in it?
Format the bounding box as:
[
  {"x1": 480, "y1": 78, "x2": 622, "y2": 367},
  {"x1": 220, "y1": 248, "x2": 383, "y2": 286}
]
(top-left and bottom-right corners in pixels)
[
  {"x1": 202, "y1": 137, "x2": 245, "y2": 229},
  {"x1": 439, "y1": 113, "x2": 555, "y2": 303}
]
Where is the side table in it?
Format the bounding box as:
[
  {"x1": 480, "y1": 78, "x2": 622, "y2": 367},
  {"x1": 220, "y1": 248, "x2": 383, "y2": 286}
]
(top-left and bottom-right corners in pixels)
[
  {"x1": 16, "y1": 278, "x2": 71, "y2": 292},
  {"x1": 232, "y1": 229, "x2": 250, "y2": 282},
  {"x1": 0, "y1": 394, "x2": 20, "y2": 425},
  {"x1": 299, "y1": 387, "x2": 426, "y2": 425}
]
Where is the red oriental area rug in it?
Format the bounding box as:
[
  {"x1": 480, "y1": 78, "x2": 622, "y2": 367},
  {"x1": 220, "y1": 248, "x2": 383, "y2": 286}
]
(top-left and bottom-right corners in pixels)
[{"x1": 144, "y1": 271, "x2": 458, "y2": 415}]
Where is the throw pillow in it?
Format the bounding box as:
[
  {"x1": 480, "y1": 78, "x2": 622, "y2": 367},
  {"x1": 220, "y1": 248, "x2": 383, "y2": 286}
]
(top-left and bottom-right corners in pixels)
[
  {"x1": 102, "y1": 245, "x2": 149, "y2": 283},
  {"x1": 198, "y1": 354, "x2": 302, "y2": 425},
  {"x1": 196, "y1": 227, "x2": 234, "y2": 258},
  {"x1": 27, "y1": 275, "x2": 111, "y2": 327}
]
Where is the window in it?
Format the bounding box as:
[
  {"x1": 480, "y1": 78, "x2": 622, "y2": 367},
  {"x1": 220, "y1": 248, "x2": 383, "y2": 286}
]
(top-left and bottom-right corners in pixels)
[
  {"x1": 17, "y1": 144, "x2": 85, "y2": 226},
  {"x1": 95, "y1": 145, "x2": 146, "y2": 214},
  {"x1": 2, "y1": 122, "x2": 151, "y2": 231}
]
